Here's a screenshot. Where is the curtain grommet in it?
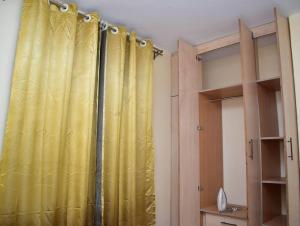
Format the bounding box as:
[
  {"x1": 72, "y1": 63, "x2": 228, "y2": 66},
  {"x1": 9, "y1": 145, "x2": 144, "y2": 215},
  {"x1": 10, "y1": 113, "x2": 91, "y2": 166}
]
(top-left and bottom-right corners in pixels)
[
  {"x1": 111, "y1": 27, "x2": 119, "y2": 34},
  {"x1": 60, "y1": 3, "x2": 69, "y2": 12},
  {"x1": 101, "y1": 21, "x2": 108, "y2": 31},
  {"x1": 140, "y1": 40, "x2": 147, "y2": 47},
  {"x1": 84, "y1": 14, "x2": 92, "y2": 22}
]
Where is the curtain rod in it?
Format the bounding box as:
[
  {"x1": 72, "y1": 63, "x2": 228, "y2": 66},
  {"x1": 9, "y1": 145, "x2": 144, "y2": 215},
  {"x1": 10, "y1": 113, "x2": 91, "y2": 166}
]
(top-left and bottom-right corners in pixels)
[{"x1": 49, "y1": 0, "x2": 163, "y2": 59}]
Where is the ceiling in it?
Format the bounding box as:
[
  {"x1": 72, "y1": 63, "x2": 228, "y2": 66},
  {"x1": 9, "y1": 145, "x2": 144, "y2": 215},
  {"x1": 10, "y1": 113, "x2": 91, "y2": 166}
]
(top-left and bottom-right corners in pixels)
[{"x1": 73, "y1": 0, "x2": 300, "y2": 52}]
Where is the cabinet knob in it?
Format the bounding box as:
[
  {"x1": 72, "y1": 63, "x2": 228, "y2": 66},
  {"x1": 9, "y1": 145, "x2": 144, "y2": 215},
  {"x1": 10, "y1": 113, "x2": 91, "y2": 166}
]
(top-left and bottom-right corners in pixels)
[{"x1": 197, "y1": 126, "x2": 204, "y2": 131}]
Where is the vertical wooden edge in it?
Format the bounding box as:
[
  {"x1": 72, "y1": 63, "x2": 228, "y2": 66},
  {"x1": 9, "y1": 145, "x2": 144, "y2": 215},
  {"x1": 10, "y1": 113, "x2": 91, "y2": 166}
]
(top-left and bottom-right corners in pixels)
[
  {"x1": 240, "y1": 18, "x2": 263, "y2": 226},
  {"x1": 275, "y1": 7, "x2": 300, "y2": 226},
  {"x1": 171, "y1": 96, "x2": 179, "y2": 226},
  {"x1": 178, "y1": 39, "x2": 201, "y2": 226},
  {"x1": 171, "y1": 52, "x2": 179, "y2": 97}
]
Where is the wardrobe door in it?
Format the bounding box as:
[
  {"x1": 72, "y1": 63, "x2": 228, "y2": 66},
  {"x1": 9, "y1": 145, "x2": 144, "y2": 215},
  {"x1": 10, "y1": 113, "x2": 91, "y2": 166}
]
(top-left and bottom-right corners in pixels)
[
  {"x1": 239, "y1": 20, "x2": 261, "y2": 226},
  {"x1": 171, "y1": 53, "x2": 179, "y2": 226},
  {"x1": 275, "y1": 9, "x2": 300, "y2": 226},
  {"x1": 178, "y1": 40, "x2": 201, "y2": 226}
]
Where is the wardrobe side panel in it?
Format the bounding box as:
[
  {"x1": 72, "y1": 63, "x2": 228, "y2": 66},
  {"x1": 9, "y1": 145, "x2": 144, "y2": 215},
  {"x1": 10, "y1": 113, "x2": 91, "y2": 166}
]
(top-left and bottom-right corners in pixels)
[
  {"x1": 276, "y1": 9, "x2": 300, "y2": 226},
  {"x1": 239, "y1": 20, "x2": 262, "y2": 226},
  {"x1": 178, "y1": 40, "x2": 201, "y2": 226},
  {"x1": 171, "y1": 52, "x2": 179, "y2": 226},
  {"x1": 171, "y1": 53, "x2": 179, "y2": 97}
]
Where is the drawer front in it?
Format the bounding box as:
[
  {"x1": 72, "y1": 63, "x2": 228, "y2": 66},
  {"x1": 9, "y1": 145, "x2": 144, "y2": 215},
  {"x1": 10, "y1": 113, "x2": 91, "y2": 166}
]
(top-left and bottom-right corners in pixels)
[{"x1": 204, "y1": 213, "x2": 247, "y2": 226}]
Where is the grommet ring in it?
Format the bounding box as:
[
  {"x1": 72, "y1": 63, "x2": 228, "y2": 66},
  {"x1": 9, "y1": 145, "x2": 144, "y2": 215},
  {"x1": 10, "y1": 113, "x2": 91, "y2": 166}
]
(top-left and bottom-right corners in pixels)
[
  {"x1": 111, "y1": 27, "x2": 119, "y2": 34},
  {"x1": 101, "y1": 21, "x2": 108, "y2": 31},
  {"x1": 140, "y1": 40, "x2": 147, "y2": 47},
  {"x1": 83, "y1": 14, "x2": 92, "y2": 22},
  {"x1": 60, "y1": 3, "x2": 69, "y2": 12}
]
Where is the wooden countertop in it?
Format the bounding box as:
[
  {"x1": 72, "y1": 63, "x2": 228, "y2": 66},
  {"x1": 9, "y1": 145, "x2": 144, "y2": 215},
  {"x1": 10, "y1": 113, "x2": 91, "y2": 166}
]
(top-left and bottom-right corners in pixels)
[{"x1": 200, "y1": 204, "x2": 248, "y2": 220}]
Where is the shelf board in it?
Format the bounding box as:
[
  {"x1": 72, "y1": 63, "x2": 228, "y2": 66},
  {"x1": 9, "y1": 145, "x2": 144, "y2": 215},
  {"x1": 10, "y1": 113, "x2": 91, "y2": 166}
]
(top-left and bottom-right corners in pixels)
[
  {"x1": 263, "y1": 215, "x2": 287, "y2": 226},
  {"x1": 200, "y1": 204, "x2": 248, "y2": 220},
  {"x1": 199, "y1": 84, "x2": 243, "y2": 100},
  {"x1": 262, "y1": 177, "x2": 286, "y2": 185},
  {"x1": 257, "y1": 76, "x2": 281, "y2": 91},
  {"x1": 260, "y1": 136, "x2": 284, "y2": 141}
]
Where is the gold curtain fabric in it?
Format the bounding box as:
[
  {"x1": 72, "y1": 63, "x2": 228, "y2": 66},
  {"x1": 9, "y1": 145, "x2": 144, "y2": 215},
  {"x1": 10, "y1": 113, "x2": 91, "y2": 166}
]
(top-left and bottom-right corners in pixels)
[
  {"x1": 101, "y1": 28, "x2": 155, "y2": 226},
  {"x1": 0, "y1": 0, "x2": 99, "y2": 225}
]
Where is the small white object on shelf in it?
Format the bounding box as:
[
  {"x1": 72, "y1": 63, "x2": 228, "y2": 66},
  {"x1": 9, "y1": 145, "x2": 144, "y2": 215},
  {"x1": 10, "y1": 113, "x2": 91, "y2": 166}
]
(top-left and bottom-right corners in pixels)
[{"x1": 217, "y1": 187, "x2": 228, "y2": 212}]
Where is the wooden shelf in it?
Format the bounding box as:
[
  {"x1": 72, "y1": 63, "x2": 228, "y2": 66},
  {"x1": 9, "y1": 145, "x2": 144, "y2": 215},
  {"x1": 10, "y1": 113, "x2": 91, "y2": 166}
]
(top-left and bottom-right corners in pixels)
[
  {"x1": 257, "y1": 77, "x2": 281, "y2": 91},
  {"x1": 263, "y1": 215, "x2": 287, "y2": 226},
  {"x1": 261, "y1": 136, "x2": 284, "y2": 141},
  {"x1": 200, "y1": 204, "x2": 248, "y2": 220},
  {"x1": 199, "y1": 84, "x2": 243, "y2": 100},
  {"x1": 262, "y1": 177, "x2": 286, "y2": 185}
]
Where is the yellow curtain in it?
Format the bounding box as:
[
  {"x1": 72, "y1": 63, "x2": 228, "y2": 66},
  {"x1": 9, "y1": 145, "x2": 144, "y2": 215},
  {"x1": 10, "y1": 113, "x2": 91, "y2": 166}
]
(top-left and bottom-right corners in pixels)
[
  {"x1": 0, "y1": 0, "x2": 99, "y2": 225},
  {"x1": 101, "y1": 28, "x2": 155, "y2": 226}
]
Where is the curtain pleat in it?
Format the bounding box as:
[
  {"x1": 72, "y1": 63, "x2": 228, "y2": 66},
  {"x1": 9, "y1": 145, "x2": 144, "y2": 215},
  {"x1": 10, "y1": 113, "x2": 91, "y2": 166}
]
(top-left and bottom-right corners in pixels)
[
  {"x1": 95, "y1": 30, "x2": 107, "y2": 226},
  {"x1": 0, "y1": 0, "x2": 99, "y2": 225},
  {"x1": 101, "y1": 28, "x2": 155, "y2": 226}
]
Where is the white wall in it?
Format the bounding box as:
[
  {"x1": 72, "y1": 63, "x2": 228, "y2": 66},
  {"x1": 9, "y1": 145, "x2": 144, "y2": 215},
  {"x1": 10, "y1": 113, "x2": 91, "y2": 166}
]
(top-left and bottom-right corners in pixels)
[
  {"x1": 222, "y1": 97, "x2": 247, "y2": 206},
  {"x1": 290, "y1": 13, "x2": 300, "y2": 151},
  {"x1": 0, "y1": 0, "x2": 23, "y2": 153},
  {"x1": 153, "y1": 53, "x2": 171, "y2": 226}
]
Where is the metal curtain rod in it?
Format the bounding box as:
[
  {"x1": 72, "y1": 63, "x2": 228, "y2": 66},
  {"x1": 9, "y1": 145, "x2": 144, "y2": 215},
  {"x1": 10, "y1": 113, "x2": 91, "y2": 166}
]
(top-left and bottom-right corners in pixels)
[{"x1": 49, "y1": 0, "x2": 164, "y2": 59}]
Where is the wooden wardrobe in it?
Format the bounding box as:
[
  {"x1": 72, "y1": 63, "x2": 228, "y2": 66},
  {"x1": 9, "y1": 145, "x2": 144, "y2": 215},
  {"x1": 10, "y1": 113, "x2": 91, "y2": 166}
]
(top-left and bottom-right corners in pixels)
[{"x1": 171, "y1": 8, "x2": 300, "y2": 226}]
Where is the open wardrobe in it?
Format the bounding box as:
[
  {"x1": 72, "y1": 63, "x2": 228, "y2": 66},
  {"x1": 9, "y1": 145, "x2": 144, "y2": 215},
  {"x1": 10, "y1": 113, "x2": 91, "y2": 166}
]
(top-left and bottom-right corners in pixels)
[
  {"x1": 1, "y1": 1, "x2": 300, "y2": 226},
  {"x1": 171, "y1": 8, "x2": 300, "y2": 226}
]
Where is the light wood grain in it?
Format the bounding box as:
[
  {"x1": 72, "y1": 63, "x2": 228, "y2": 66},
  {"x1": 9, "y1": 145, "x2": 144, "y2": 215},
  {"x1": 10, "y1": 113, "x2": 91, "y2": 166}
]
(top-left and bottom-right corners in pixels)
[
  {"x1": 200, "y1": 204, "x2": 248, "y2": 220},
  {"x1": 262, "y1": 177, "x2": 286, "y2": 185},
  {"x1": 252, "y1": 22, "x2": 276, "y2": 38},
  {"x1": 196, "y1": 23, "x2": 275, "y2": 55},
  {"x1": 171, "y1": 96, "x2": 179, "y2": 226},
  {"x1": 260, "y1": 136, "x2": 284, "y2": 141},
  {"x1": 275, "y1": 8, "x2": 300, "y2": 226},
  {"x1": 199, "y1": 94, "x2": 223, "y2": 209},
  {"x1": 200, "y1": 84, "x2": 243, "y2": 100},
  {"x1": 239, "y1": 19, "x2": 262, "y2": 226},
  {"x1": 196, "y1": 33, "x2": 240, "y2": 55},
  {"x1": 171, "y1": 52, "x2": 179, "y2": 97},
  {"x1": 204, "y1": 213, "x2": 248, "y2": 226},
  {"x1": 178, "y1": 39, "x2": 202, "y2": 226}
]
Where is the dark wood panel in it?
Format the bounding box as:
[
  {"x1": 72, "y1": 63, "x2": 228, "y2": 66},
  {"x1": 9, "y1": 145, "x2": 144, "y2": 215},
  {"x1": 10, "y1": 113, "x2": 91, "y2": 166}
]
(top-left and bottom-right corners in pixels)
[
  {"x1": 199, "y1": 94, "x2": 223, "y2": 209},
  {"x1": 258, "y1": 85, "x2": 279, "y2": 137},
  {"x1": 262, "y1": 184, "x2": 282, "y2": 223},
  {"x1": 257, "y1": 77, "x2": 281, "y2": 91},
  {"x1": 261, "y1": 140, "x2": 282, "y2": 179}
]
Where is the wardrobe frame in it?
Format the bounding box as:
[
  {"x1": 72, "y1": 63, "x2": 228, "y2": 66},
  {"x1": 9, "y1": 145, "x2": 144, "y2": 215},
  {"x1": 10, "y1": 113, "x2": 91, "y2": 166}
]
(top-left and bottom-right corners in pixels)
[{"x1": 171, "y1": 8, "x2": 300, "y2": 226}]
